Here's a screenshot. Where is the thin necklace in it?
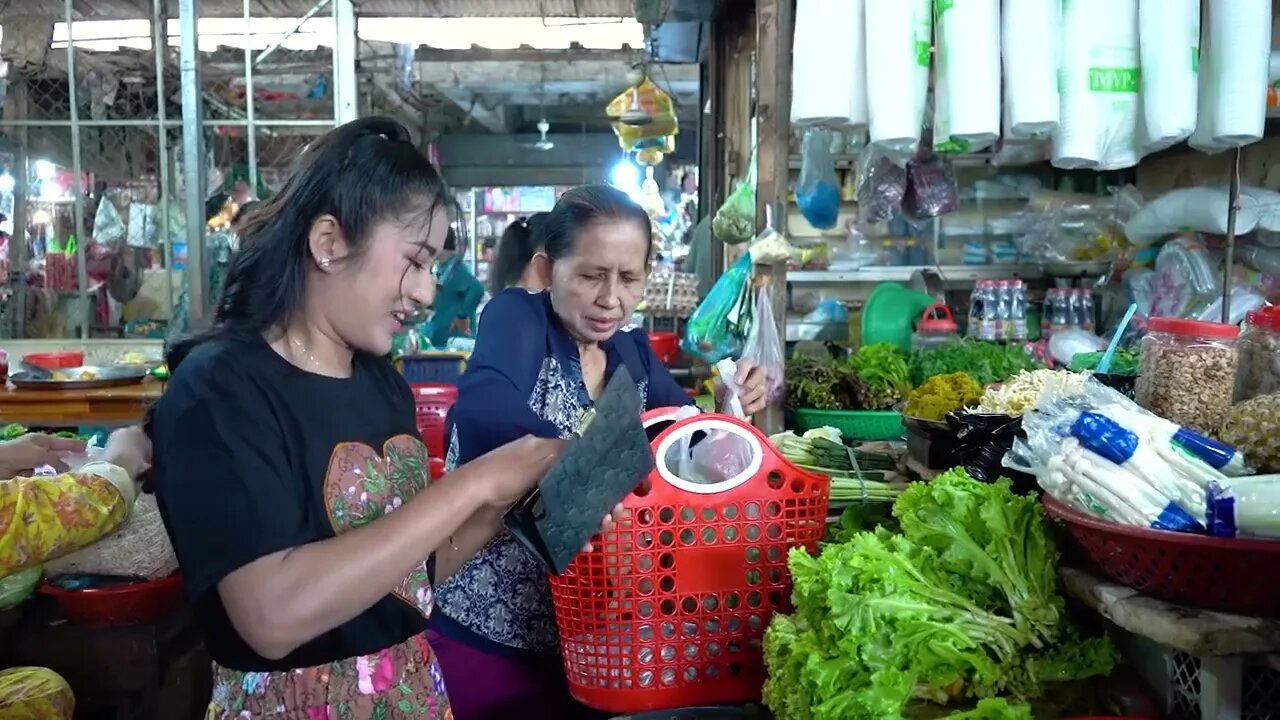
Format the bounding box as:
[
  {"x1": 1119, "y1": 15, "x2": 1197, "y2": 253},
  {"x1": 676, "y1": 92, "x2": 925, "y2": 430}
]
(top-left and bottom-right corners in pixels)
[{"x1": 287, "y1": 335, "x2": 323, "y2": 369}]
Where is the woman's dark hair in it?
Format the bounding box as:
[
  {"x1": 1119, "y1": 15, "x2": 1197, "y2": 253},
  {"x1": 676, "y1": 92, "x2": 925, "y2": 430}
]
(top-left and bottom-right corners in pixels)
[
  {"x1": 164, "y1": 116, "x2": 450, "y2": 378},
  {"x1": 488, "y1": 212, "x2": 547, "y2": 295},
  {"x1": 542, "y1": 184, "x2": 652, "y2": 263},
  {"x1": 443, "y1": 226, "x2": 459, "y2": 252},
  {"x1": 231, "y1": 200, "x2": 261, "y2": 229}
]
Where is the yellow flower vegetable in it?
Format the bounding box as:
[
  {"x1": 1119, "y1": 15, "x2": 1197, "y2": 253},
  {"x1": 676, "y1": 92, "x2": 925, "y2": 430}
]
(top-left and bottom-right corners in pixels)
[{"x1": 905, "y1": 372, "x2": 983, "y2": 422}]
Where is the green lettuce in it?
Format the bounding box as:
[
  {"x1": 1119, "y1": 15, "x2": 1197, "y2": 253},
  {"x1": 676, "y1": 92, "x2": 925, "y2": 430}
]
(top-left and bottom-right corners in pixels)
[{"x1": 763, "y1": 469, "x2": 1114, "y2": 720}]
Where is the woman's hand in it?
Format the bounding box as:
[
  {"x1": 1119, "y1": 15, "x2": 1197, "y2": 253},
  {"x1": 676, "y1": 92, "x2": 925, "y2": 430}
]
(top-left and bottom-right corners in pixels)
[
  {"x1": 583, "y1": 502, "x2": 625, "y2": 552},
  {"x1": 103, "y1": 426, "x2": 151, "y2": 480},
  {"x1": 474, "y1": 435, "x2": 567, "y2": 508},
  {"x1": 0, "y1": 433, "x2": 85, "y2": 478},
  {"x1": 733, "y1": 360, "x2": 770, "y2": 416}
]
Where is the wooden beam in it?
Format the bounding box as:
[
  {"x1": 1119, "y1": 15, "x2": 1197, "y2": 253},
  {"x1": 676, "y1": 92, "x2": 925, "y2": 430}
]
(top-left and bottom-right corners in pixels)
[{"x1": 752, "y1": 0, "x2": 792, "y2": 436}]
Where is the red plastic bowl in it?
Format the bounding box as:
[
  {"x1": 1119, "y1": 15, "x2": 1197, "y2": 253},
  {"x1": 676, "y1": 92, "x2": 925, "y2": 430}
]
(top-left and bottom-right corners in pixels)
[
  {"x1": 39, "y1": 573, "x2": 184, "y2": 626},
  {"x1": 647, "y1": 331, "x2": 680, "y2": 366},
  {"x1": 23, "y1": 351, "x2": 84, "y2": 370},
  {"x1": 1043, "y1": 495, "x2": 1280, "y2": 616}
]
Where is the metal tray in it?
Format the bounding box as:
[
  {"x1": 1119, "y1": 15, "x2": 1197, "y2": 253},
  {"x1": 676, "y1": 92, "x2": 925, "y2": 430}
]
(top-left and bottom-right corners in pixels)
[{"x1": 9, "y1": 365, "x2": 149, "y2": 390}]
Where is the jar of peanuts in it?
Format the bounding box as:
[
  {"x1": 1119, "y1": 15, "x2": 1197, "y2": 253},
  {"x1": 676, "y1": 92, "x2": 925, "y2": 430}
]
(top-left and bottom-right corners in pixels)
[
  {"x1": 1135, "y1": 317, "x2": 1239, "y2": 434},
  {"x1": 1235, "y1": 306, "x2": 1280, "y2": 403}
]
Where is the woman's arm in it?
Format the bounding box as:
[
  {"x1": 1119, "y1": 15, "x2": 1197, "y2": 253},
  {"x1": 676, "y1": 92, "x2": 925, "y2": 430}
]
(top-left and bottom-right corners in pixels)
[
  {"x1": 0, "y1": 428, "x2": 150, "y2": 576},
  {"x1": 452, "y1": 290, "x2": 562, "y2": 462},
  {"x1": 217, "y1": 438, "x2": 558, "y2": 660}
]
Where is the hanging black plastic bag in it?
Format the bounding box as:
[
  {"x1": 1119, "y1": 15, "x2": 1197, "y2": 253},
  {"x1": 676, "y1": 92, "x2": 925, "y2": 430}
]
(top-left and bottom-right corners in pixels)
[
  {"x1": 903, "y1": 152, "x2": 959, "y2": 220},
  {"x1": 855, "y1": 145, "x2": 908, "y2": 227},
  {"x1": 795, "y1": 128, "x2": 841, "y2": 230},
  {"x1": 947, "y1": 412, "x2": 1037, "y2": 494}
]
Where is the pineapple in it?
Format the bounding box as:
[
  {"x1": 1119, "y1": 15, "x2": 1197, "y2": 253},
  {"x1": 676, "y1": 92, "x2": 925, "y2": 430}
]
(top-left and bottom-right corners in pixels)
[{"x1": 1218, "y1": 393, "x2": 1280, "y2": 473}]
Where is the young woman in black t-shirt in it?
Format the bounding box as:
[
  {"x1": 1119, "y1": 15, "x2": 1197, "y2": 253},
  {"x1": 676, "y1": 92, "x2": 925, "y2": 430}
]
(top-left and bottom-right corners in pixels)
[{"x1": 149, "y1": 118, "x2": 608, "y2": 719}]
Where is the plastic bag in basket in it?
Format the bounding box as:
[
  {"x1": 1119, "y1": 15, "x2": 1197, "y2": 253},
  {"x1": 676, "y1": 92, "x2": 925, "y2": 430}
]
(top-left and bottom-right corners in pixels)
[
  {"x1": 681, "y1": 253, "x2": 754, "y2": 364},
  {"x1": 740, "y1": 285, "x2": 785, "y2": 407},
  {"x1": 796, "y1": 128, "x2": 841, "y2": 230},
  {"x1": 665, "y1": 415, "x2": 757, "y2": 487}
]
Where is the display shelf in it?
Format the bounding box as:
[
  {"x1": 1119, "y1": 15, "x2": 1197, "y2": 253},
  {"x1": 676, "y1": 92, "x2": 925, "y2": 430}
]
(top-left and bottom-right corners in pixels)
[
  {"x1": 787, "y1": 264, "x2": 1045, "y2": 284},
  {"x1": 787, "y1": 152, "x2": 995, "y2": 171}
]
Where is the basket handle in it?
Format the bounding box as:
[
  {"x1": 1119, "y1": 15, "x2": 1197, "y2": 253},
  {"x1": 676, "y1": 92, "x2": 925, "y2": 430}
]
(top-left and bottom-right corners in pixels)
[{"x1": 646, "y1": 412, "x2": 768, "y2": 496}]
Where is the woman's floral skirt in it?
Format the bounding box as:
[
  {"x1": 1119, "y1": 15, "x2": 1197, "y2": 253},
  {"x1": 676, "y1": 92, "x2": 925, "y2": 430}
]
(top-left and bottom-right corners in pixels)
[{"x1": 207, "y1": 634, "x2": 451, "y2": 720}]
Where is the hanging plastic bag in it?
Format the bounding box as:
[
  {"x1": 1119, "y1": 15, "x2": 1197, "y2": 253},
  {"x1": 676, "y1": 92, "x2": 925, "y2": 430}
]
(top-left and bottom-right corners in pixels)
[
  {"x1": 902, "y1": 152, "x2": 959, "y2": 219},
  {"x1": 855, "y1": 145, "x2": 908, "y2": 226},
  {"x1": 740, "y1": 284, "x2": 786, "y2": 406},
  {"x1": 713, "y1": 148, "x2": 757, "y2": 244},
  {"x1": 796, "y1": 128, "x2": 841, "y2": 229},
  {"x1": 92, "y1": 197, "x2": 125, "y2": 245},
  {"x1": 681, "y1": 253, "x2": 754, "y2": 364}
]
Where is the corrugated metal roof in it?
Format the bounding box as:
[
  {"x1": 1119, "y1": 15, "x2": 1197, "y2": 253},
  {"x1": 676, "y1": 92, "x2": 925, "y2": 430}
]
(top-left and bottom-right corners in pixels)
[{"x1": 6, "y1": 0, "x2": 636, "y2": 22}]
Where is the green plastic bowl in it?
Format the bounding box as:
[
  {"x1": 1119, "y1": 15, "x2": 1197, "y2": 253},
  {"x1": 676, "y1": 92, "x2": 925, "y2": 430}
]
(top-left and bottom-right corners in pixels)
[
  {"x1": 862, "y1": 283, "x2": 936, "y2": 352},
  {"x1": 792, "y1": 408, "x2": 905, "y2": 441}
]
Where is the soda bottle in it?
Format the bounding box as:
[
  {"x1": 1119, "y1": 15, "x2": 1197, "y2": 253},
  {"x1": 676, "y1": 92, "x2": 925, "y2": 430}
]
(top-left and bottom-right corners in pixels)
[
  {"x1": 968, "y1": 281, "x2": 988, "y2": 339},
  {"x1": 1010, "y1": 281, "x2": 1029, "y2": 341},
  {"x1": 1079, "y1": 288, "x2": 1095, "y2": 332}
]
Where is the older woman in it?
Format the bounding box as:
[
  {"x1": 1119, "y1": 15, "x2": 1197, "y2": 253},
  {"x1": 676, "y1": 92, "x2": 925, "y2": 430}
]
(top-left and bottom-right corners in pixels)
[{"x1": 431, "y1": 185, "x2": 768, "y2": 719}]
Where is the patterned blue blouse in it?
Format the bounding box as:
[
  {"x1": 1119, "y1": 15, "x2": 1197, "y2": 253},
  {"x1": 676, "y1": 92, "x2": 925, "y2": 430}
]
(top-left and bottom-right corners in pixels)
[{"x1": 432, "y1": 288, "x2": 693, "y2": 655}]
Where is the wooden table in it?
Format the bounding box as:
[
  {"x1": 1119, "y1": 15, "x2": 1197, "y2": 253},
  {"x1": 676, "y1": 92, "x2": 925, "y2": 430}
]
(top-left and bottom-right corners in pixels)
[{"x1": 0, "y1": 380, "x2": 163, "y2": 427}]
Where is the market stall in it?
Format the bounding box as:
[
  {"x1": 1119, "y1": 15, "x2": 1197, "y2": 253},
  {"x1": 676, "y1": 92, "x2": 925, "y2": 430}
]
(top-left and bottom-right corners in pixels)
[{"x1": 654, "y1": 0, "x2": 1280, "y2": 717}]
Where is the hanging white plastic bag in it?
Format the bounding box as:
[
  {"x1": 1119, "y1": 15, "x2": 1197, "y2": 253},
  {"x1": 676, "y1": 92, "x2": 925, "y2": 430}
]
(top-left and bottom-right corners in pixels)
[
  {"x1": 740, "y1": 285, "x2": 785, "y2": 407},
  {"x1": 93, "y1": 197, "x2": 125, "y2": 245}
]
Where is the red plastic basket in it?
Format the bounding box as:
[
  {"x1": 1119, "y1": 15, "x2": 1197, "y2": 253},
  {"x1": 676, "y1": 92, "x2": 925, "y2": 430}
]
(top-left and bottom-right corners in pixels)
[
  {"x1": 550, "y1": 413, "x2": 829, "y2": 714},
  {"x1": 410, "y1": 383, "x2": 458, "y2": 459},
  {"x1": 1043, "y1": 495, "x2": 1280, "y2": 616},
  {"x1": 38, "y1": 573, "x2": 184, "y2": 625}
]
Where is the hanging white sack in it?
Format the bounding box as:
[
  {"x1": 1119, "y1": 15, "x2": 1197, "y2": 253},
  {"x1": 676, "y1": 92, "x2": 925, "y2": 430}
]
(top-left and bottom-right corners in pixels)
[
  {"x1": 1138, "y1": 0, "x2": 1199, "y2": 153},
  {"x1": 865, "y1": 0, "x2": 930, "y2": 154},
  {"x1": 1052, "y1": 0, "x2": 1141, "y2": 170},
  {"x1": 1207, "y1": 0, "x2": 1271, "y2": 148},
  {"x1": 1188, "y1": 3, "x2": 1224, "y2": 154},
  {"x1": 1001, "y1": 0, "x2": 1060, "y2": 139},
  {"x1": 791, "y1": 0, "x2": 868, "y2": 127},
  {"x1": 934, "y1": 0, "x2": 1001, "y2": 153}
]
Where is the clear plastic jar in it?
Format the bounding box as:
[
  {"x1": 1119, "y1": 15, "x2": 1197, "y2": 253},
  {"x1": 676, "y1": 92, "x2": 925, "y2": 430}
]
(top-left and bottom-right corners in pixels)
[
  {"x1": 912, "y1": 303, "x2": 961, "y2": 352},
  {"x1": 1235, "y1": 306, "x2": 1280, "y2": 403},
  {"x1": 1135, "y1": 317, "x2": 1240, "y2": 434}
]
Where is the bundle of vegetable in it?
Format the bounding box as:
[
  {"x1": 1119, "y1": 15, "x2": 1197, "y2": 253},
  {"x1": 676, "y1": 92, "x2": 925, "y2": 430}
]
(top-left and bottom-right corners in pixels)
[
  {"x1": 904, "y1": 372, "x2": 983, "y2": 421},
  {"x1": 787, "y1": 356, "x2": 871, "y2": 410},
  {"x1": 763, "y1": 469, "x2": 1115, "y2": 720},
  {"x1": 974, "y1": 369, "x2": 1086, "y2": 417},
  {"x1": 1068, "y1": 349, "x2": 1139, "y2": 376},
  {"x1": 909, "y1": 340, "x2": 1039, "y2": 387},
  {"x1": 787, "y1": 349, "x2": 910, "y2": 412},
  {"x1": 1007, "y1": 377, "x2": 1249, "y2": 533},
  {"x1": 771, "y1": 428, "x2": 907, "y2": 506},
  {"x1": 848, "y1": 343, "x2": 912, "y2": 410}
]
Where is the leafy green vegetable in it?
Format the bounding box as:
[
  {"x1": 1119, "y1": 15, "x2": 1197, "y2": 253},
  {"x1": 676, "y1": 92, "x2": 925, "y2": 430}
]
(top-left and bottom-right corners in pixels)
[
  {"x1": 849, "y1": 343, "x2": 912, "y2": 394},
  {"x1": 1068, "y1": 350, "x2": 1139, "y2": 376},
  {"x1": 787, "y1": 355, "x2": 883, "y2": 410},
  {"x1": 0, "y1": 424, "x2": 26, "y2": 441},
  {"x1": 763, "y1": 469, "x2": 1114, "y2": 720},
  {"x1": 909, "y1": 341, "x2": 1039, "y2": 387},
  {"x1": 941, "y1": 698, "x2": 1033, "y2": 719}
]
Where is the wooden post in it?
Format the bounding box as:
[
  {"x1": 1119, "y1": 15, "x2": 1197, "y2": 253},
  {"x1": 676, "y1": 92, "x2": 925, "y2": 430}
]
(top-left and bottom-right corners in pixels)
[{"x1": 753, "y1": 0, "x2": 792, "y2": 435}]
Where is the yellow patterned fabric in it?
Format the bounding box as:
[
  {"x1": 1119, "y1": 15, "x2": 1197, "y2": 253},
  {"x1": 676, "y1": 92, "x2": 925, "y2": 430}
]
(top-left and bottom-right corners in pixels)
[
  {"x1": 0, "y1": 667, "x2": 75, "y2": 719},
  {"x1": 0, "y1": 468, "x2": 129, "y2": 577}
]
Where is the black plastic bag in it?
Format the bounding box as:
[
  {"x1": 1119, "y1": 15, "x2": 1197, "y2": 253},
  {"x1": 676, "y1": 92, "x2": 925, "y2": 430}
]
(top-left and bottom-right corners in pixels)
[{"x1": 947, "y1": 413, "x2": 1038, "y2": 495}]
